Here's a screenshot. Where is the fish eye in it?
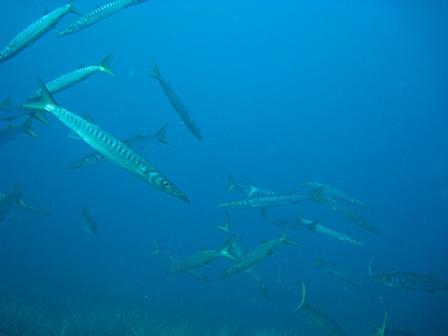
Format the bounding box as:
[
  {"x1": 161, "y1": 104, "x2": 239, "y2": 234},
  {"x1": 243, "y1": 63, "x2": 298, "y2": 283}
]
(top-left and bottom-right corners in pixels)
[{"x1": 162, "y1": 181, "x2": 170, "y2": 188}]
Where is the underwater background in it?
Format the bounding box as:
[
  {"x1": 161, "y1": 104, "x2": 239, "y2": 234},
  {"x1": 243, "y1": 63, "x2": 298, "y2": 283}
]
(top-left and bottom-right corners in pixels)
[{"x1": 0, "y1": 0, "x2": 447, "y2": 335}]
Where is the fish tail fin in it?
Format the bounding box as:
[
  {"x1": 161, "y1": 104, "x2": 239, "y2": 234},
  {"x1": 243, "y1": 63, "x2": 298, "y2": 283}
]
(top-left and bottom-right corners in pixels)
[
  {"x1": 219, "y1": 235, "x2": 237, "y2": 260},
  {"x1": 31, "y1": 111, "x2": 49, "y2": 125},
  {"x1": 217, "y1": 211, "x2": 232, "y2": 234},
  {"x1": 0, "y1": 97, "x2": 12, "y2": 109},
  {"x1": 152, "y1": 239, "x2": 163, "y2": 256},
  {"x1": 226, "y1": 173, "x2": 236, "y2": 192},
  {"x1": 99, "y1": 53, "x2": 115, "y2": 77},
  {"x1": 68, "y1": 1, "x2": 81, "y2": 16},
  {"x1": 22, "y1": 117, "x2": 37, "y2": 138},
  {"x1": 294, "y1": 282, "x2": 307, "y2": 311},
  {"x1": 153, "y1": 124, "x2": 171, "y2": 145},
  {"x1": 22, "y1": 79, "x2": 56, "y2": 112},
  {"x1": 150, "y1": 61, "x2": 160, "y2": 78},
  {"x1": 282, "y1": 228, "x2": 299, "y2": 246},
  {"x1": 370, "y1": 312, "x2": 388, "y2": 336}
]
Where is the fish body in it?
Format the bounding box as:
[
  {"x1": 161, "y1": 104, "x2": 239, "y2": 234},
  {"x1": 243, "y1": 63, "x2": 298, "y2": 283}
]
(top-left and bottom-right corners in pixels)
[
  {"x1": 82, "y1": 205, "x2": 98, "y2": 234},
  {"x1": 30, "y1": 54, "x2": 114, "y2": 100},
  {"x1": 369, "y1": 271, "x2": 448, "y2": 293},
  {"x1": 311, "y1": 190, "x2": 378, "y2": 234},
  {"x1": 222, "y1": 231, "x2": 298, "y2": 277},
  {"x1": 69, "y1": 124, "x2": 170, "y2": 169},
  {"x1": 151, "y1": 63, "x2": 202, "y2": 140},
  {"x1": 15, "y1": 197, "x2": 51, "y2": 216},
  {"x1": 0, "y1": 118, "x2": 36, "y2": 146},
  {"x1": 170, "y1": 236, "x2": 236, "y2": 273},
  {"x1": 23, "y1": 81, "x2": 188, "y2": 202},
  {"x1": 0, "y1": 3, "x2": 77, "y2": 63},
  {"x1": 219, "y1": 193, "x2": 308, "y2": 209},
  {"x1": 217, "y1": 213, "x2": 269, "y2": 298},
  {"x1": 152, "y1": 240, "x2": 209, "y2": 282},
  {"x1": 295, "y1": 283, "x2": 347, "y2": 336},
  {"x1": 58, "y1": 0, "x2": 147, "y2": 37},
  {"x1": 0, "y1": 183, "x2": 21, "y2": 225},
  {"x1": 304, "y1": 179, "x2": 366, "y2": 208},
  {"x1": 307, "y1": 221, "x2": 363, "y2": 246},
  {"x1": 227, "y1": 173, "x2": 277, "y2": 198}
]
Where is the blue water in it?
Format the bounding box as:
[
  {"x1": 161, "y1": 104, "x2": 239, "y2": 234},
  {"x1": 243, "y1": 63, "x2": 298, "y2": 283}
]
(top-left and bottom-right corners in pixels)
[{"x1": 0, "y1": 0, "x2": 447, "y2": 335}]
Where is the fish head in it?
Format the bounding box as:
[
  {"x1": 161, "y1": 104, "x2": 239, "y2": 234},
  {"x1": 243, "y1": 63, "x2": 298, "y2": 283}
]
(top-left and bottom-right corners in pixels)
[
  {"x1": 149, "y1": 172, "x2": 190, "y2": 203},
  {"x1": 369, "y1": 273, "x2": 401, "y2": 287}
]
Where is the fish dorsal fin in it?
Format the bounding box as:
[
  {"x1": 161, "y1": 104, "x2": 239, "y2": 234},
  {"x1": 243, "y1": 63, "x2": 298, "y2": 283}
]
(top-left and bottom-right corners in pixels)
[
  {"x1": 82, "y1": 112, "x2": 96, "y2": 124},
  {"x1": 77, "y1": 64, "x2": 85, "y2": 69}
]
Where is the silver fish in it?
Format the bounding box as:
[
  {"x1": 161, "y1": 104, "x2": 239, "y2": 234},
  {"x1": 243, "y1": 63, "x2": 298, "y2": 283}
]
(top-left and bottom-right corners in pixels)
[
  {"x1": 369, "y1": 271, "x2": 448, "y2": 294},
  {"x1": 311, "y1": 190, "x2": 378, "y2": 234},
  {"x1": 0, "y1": 2, "x2": 78, "y2": 63},
  {"x1": 0, "y1": 190, "x2": 51, "y2": 218},
  {"x1": 217, "y1": 212, "x2": 269, "y2": 298},
  {"x1": 295, "y1": 282, "x2": 347, "y2": 336},
  {"x1": 29, "y1": 54, "x2": 114, "y2": 100},
  {"x1": 82, "y1": 205, "x2": 98, "y2": 234},
  {"x1": 0, "y1": 183, "x2": 21, "y2": 225},
  {"x1": 221, "y1": 230, "x2": 298, "y2": 277},
  {"x1": 303, "y1": 179, "x2": 367, "y2": 208},
  {"x1": 227, "y1": 173, "x2": 277, "y2": 198},
  {"x1": 0, "y1": 118, "x2": 36, "y2": 147},
  {"x1": 152, "y1": 240, "x2": 209, "y2": 282},
  {"x1": 219, "y1": 193, "x2": 309, "y2": 209},
  {"x1": 23, "y1": 81, "x2": 189, "y2": 202},
  {"x1": 274, "y1": 217, "x2": 362, "y2": 246},
  {"x1": 169, "y1": 236, "x2": 236, "y2": 273},
  {"x1": 58, "y1": 0, "x2": 147, "y2": 37},
  {"x1": 151, "y1": 62, "x2": 202, "y2": 141},
  {"x1": 68, "y1": 124, "x2": 170, "y2": 169}
]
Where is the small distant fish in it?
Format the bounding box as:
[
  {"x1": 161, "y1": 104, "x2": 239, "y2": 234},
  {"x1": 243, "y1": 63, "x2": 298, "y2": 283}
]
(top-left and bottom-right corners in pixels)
[
  {"x1": 311, "y1": 190, "x2": 378, "y2": 234},
  {"x1": 274, "y1": 217, "x2": 363, "y2": 246},
  {"x1": 219, "y1": 193, "x2": 309, "y2": 210},
  {"x1": 29, "y1": 54, "x2": 114, "y2": 100},
  {"x1": 295, "y1": 282, "x2": 347, "y2": 336},
  {"x1": 0, "y1": 183, "x2": 22, "y2": 225},
  {"x1": 217, "y1": 212, "x2": 269, "y2": 299},
  {"x1": 227, "y1": 173, "x2": 277, "y2": 198},
  {"x1": 23, "y1": 81, "x2": 189, "y2": 202},
  {"x1": 221, "y1": 230, "x2": 298, "y2": 278},
  {"x1": 169, "y1": 236, "x2": 237, "y2": 273},
  {"x1": 68, "y1": 124, "x2": 170, "y2": 169},
  {"x1": 152, "y1": 240, "x2": 209, "y2": 282},
  {"x1": 303, "y1": 179, "x2": 367, "y2": 208},
  {"x1": 0, "y1": 2, "x2": 78, "y2": 63},
  {"x1": 58, "y1": 0, "x2": 148, "y2": 37},
  {"x1": 0, "y1": 118, "x2": 36, "y2": 147},
  {"x1": 368, "y1": 260, "x2": 448, "y2": 294},
  {"x1": 151, "y1": 62, "x2": 202, "y2": 141},
  {"x1": 0, "y1": 187, "x2": 51, "y2": 219},
  {"x1": 82, "y1": 205, "x2": 98, "y2": 234}
]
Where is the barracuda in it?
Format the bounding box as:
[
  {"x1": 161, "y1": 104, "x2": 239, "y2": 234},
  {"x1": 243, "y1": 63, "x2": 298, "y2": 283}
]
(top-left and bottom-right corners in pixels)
[
  {"x1": 226, "y1": 173, "x2": 277, "y2": 198},
  {"x1": 58, "y1": 0, "x2": 147, "y2": 37},
  {"x1": 69, "y1": 124, "x2": 170, "y2": 169},
  {"x1": 221, "y1": 230, "x2": 298, "y2": 278},
  {"x1": 29, "y1": 54, "x2": 114, "y2": 100},
  {"x1": 23, "y1": 80, "x2": 189, "y2": 202},
  {"x1": 0, "y1": 186, "x2": 51, "y2": 219},
  {"x1": 218, "y1": 213, "x2": 269, "y2": 298},
  {"x1": 0, "y1": 117, "x2": 36, "y2": 147},
  {"x1": 0, "y1": 2, "x2": 77, "y2": 63},
  {"x1": 303, "y1": 179, "x2": 367, "y2": 208},
  {"x1": 295, "y1": 282, "x2": 347, "y2": 336},
  {"x1": 151, "y1": 62, "x2": 202, "y2": 141},
  {"x1": 219, "y1": 193, "x2": 309, "y2": 209}
]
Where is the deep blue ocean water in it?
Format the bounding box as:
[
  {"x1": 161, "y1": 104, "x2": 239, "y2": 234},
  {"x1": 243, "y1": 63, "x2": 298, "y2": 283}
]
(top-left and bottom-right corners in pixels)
[{"x1": 0, "y1": 0, "x2": 447, "y2": 335}]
